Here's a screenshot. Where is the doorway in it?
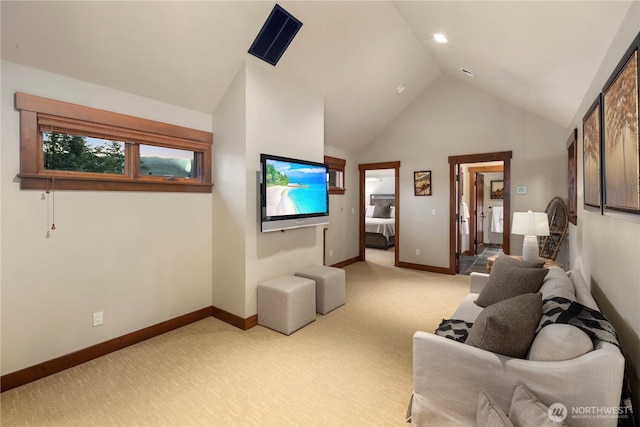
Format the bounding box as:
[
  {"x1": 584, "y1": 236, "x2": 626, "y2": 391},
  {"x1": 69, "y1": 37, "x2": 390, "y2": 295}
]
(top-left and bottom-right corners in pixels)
[
  {"x1": 448, "y1": 152, "x2": 512, "y2": 274},
  {"x1": 358, "y1": 161, "x2": 400, "y2": 267},
  {"x1": 467, "y1": 164, "x2": 504, "y2": 256},
  {"x1": 458, "y1": 164, "x2": 505, "y2": 274}
]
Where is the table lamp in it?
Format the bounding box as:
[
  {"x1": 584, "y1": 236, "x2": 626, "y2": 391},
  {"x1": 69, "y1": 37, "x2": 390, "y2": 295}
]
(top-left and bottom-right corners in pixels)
[{"x1": 511, "y1": 211, "x2": 550, "y2": 262}]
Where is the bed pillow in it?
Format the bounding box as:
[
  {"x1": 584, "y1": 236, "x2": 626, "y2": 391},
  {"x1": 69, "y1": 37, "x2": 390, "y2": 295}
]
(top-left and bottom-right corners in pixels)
[
  {"x1": 372, "y1": 205, "x2": 391, "y2": 218},
  {"x1": 365, "y1": 205, "x2": 375, "y2": 217},
  {"x1": 509, "y1": 384, "x2": 567, "y2": 426},
  {"x1": 466, "y1": 293, "x2": 542, "y2": 358},
  {"x1": 477, "y1": 390, "x2": 514, "y2": 427},
  {"x1": 389, "y1": 206, "x2": 396, "y2": 218},
  {"x1": 475, "y1": 262, "x2": 548, "y2": 308},
  {"x1": 528, "y1": 324, "x2": 593, "y2": 361}
]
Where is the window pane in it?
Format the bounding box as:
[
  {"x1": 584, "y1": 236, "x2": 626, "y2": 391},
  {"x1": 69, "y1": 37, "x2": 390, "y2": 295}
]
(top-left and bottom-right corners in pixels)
[
  {"x1": 42, "y1": 132, "x2": 125, "y2": 174},
  {"x1": 139, "y1": 145, "x2": 195, "y2": 178},
  {"x1": 328, "y1": 169, "x2": 343, "y2": 188}
]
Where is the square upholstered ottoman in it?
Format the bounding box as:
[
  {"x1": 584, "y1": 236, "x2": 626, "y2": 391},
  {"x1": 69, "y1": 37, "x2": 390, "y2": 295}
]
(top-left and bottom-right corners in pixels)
[
  {"x1": 295, "y1": 266, "x2": 346, "y2": 315},
  {"x1": 257, "y1": 275, "x2": 316, "y2": 335}
]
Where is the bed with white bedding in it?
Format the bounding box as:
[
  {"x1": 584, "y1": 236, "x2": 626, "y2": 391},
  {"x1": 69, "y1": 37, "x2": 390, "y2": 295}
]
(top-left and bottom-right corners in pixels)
[{"x1": 365, "y1": 194, "x2": 396, "y2": 250}]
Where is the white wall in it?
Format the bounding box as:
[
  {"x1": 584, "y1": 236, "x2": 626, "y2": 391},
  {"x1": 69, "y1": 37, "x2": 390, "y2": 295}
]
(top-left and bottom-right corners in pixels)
[
  {"x1": 1, "y1": 61, "x2": 213, "y2": 375},
  {"x1": 212, "y1": 60, "x2": 325, "y2": 318},
  {"x1": 324, "y1": 145, "x2": 360, "y2": 265},
  {"x1": 567, "y1": 3, "x2": 639, "y2": 410},
  {"x1": 244, "y1": 60, "x2": 325, "y2": 317},
  {"x1": 211, "y1": 64, "x2": 248, "y2": 318},
  {"x1": 358, "y1": 74, "x2": 568, "y2": 268}
]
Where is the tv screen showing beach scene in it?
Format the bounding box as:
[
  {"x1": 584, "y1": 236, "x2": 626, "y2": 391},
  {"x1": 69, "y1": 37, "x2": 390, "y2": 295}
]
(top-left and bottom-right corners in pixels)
[{"x1": 262, "y1": 155, "x2": 328, "y2": 220}]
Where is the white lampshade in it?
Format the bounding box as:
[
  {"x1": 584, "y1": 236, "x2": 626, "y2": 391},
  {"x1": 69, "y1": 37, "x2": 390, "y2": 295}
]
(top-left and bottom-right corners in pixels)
[
  {"x1": 512, "y1": 211, "x2": 550, "y2": 262},
  {"x1": 512, "y1": 211, "x2": 550, "y2": 236}
]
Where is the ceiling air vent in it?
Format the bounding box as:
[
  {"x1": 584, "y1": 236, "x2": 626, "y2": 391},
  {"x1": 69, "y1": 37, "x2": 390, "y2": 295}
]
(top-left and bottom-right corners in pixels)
[
  {"x1": 248, "y1": 4, "x2": 302, "y2": 66},
  {"x1": 460, "y1": 67, "x2": 475, "y2": 78}
]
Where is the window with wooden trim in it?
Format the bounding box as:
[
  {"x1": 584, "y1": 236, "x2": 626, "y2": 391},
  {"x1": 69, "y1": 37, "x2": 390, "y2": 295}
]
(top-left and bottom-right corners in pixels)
[
  {"x1": 16, "y1": 93, "x2": 213, "y2": 193},
  {"x1": 324, "y1": 155, "x2": 346, "y2": 195}
]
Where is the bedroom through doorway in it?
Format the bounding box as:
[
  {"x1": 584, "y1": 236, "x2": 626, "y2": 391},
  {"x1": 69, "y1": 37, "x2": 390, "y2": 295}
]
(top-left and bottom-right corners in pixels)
[{"x1": 358, "y1": 161, "x2": 400, "y2": 267}]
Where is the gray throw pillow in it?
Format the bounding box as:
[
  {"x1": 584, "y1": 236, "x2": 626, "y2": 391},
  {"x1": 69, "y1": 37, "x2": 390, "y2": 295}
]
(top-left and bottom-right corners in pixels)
[
  {"x1": 477, "y1": 390, "x2": 514, "y2": 427},
  {"x1": 509, "y1": 384, "x2": 568, "y2": 426},
  {"x1": 372, "y1": 205, "x2": 391, "y2": 218},
  {"x1": 466, "y1": 293, "x2": 543, "y2": 358},
  {"x1": 475, "y1": 262, "x2": 548, "y2": 308},
  {"x1": 494, "y1": 254, "x2": 545, "y2": 269}
]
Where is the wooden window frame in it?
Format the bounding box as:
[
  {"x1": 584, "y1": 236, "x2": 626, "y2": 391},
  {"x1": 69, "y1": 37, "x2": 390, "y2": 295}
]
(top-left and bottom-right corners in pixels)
[
  {"x1": 16, "y1": 92, "x2": 213, "y2": 193},
  {"x1": 324, "y1": 155, "x2": 346, "y2": 195}
]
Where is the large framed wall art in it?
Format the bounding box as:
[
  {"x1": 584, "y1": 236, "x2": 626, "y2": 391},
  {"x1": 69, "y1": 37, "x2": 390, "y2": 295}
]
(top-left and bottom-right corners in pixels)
[
  {"x1": 583, "y1": 96, "x2": 602, "y2": 209},
  {"x1": 602, "y1": 33, "x2": 640, "y2": 214}
]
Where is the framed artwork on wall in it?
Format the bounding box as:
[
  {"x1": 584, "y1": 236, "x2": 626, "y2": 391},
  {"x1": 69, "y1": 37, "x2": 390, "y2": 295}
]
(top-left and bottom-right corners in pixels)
[
  {"x1": 602, "y1": 33, "x2": 640, "y2": 214},
  {"x1": 490, "y1": 180, "x2": 504, "y2": 199},
  {"x1": 567, "y1": 128, "x2": 578, "y2": 225},
  {"x1": 582, "y1": 96, "x2": 602, "y2": 209},
  {"x1": 414, "y1": 170, "x2": 432, "y2": 196}
]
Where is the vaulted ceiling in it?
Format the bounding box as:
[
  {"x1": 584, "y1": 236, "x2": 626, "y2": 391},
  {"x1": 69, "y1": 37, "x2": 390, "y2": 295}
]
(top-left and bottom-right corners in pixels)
[{"x1": 1, "y1": 1, "x2": 634, "y2": 152}]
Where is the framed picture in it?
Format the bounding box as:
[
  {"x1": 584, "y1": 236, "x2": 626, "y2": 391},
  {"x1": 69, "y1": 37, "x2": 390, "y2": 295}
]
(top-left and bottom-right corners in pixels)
[
  {"x1": 567, "y1": 128, "x2": 578, "y2": 225},
  {"x1": 490, "y1": 180, "x2": 504, "y2": 199},
  {"x1": 414, "y1": 170, "x2": 432, "y2": 196},
  {"x1": 583, "y1": 96, "x2": 602, "y2": 209},
  {"x1": 602, "y1": 33, "x2": 640, "y2": 213}
]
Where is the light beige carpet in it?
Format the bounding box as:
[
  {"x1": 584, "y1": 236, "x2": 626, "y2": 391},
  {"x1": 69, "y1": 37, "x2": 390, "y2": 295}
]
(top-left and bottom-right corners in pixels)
[{"x1": 1, "y1": 259, "x2": 468, "y2": 427}]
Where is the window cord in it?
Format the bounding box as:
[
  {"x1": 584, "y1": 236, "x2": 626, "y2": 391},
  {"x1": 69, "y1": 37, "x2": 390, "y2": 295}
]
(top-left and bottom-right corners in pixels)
[{"x1": 51, "y1": 177, "x2": 56, "y2": 230}]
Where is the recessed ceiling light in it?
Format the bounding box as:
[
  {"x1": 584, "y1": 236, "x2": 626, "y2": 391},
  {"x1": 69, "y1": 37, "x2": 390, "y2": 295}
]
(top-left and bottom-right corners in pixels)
[
  {"x1": 396, "y1": 84, "x2": 406, "y2": 95},
  {"x1": 460, "y1": 67, "x2": 475, "y2": 77},
  {"x1": 433, "y1": 33, "x2": 448, "y2": 43},
  {"x1": 16, "y1": 44, "x2": 24, "y2": 50}
]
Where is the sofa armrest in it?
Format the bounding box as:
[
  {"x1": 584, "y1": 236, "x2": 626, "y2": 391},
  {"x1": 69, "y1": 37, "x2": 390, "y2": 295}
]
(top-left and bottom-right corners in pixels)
[
  {"x1": 469, "y1": 272, "x2": 489, "y2": 293},
  {"x1": 567, "y1": 269, "x2": 599, "y2": 311},
  {"x1": 411, "y1": 332, "x2": 624, "y2": 427}
]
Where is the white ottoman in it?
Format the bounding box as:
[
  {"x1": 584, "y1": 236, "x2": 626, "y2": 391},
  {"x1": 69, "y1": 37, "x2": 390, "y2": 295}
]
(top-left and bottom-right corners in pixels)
[
  {"x1": 295, "y1": 266, "x2": 346, "y2": 315},
  {"x1": 257, "y1": 275, "x2": 316, "y2": 335}
]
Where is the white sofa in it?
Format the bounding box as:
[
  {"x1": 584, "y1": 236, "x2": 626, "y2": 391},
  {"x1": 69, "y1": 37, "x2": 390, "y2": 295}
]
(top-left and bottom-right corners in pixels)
[{"x1": 409, "y1": 267, "x2": 625, "y2": 427}]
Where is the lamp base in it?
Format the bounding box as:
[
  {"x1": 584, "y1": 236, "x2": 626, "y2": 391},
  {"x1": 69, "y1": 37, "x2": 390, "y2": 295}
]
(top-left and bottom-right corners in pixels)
[{"x1": 522, "y1": 235, "x2": 539, "y2": 262}]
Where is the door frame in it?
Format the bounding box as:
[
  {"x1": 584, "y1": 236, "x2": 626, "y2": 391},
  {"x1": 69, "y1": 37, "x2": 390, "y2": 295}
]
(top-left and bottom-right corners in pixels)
[
  {"x1": 468, "y1": 165, "x2": 504, "y2": 255},
  {"x1": 474, "y1": 172, "x2": 486, "y2": 255},
  {"x1": 448, "y1": 151, "x2": 512, "y2": 274},
  {"x1": 358, "y1": 161, "x2": 400, "y2": 266}
]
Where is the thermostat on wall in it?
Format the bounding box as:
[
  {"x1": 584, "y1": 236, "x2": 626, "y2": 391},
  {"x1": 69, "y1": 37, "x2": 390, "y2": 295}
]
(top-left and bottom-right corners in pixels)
[{"x1": 516, "y1": 186, "x2": 527, "y2": 195}]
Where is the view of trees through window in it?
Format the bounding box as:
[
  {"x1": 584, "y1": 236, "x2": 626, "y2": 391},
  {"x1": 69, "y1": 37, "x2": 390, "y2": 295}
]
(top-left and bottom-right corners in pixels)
[
  {"x1": 42, "y1": 132, "x2": 196, "y2": 178},
  {"x1": 43, "y1": 132, "x2": 125, "y2": 174}
]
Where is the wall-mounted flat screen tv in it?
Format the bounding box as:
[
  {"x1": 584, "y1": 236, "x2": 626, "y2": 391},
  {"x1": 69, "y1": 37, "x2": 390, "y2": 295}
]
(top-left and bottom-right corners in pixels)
[{"x1": 260, "y1": 154, "x2": 329, "y2": 232}]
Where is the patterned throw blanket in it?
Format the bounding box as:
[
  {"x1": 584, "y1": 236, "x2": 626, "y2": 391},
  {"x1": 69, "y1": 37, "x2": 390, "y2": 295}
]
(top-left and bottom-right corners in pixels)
[
  {"x1": 434, "y1": 296, "x2": 635, "y2": 427},
  {"x1": 434, "y1": 318, "x2": 473, "y2": 343},
  {"x1": 537, "y1": 296, "x2": 619, "y2": 346}
]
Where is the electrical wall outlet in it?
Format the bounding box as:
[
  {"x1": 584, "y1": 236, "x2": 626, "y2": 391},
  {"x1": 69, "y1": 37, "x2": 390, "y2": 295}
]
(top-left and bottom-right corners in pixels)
[
  {"x1": 329, "y1": 250, "x2": 333, "y2": 257},
  {"x1": 415, "y1": 249, "x2": 420, "y2": 256},
  {"x1": 93, "y1": 311, "x2": 103, "y2": 327}
]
